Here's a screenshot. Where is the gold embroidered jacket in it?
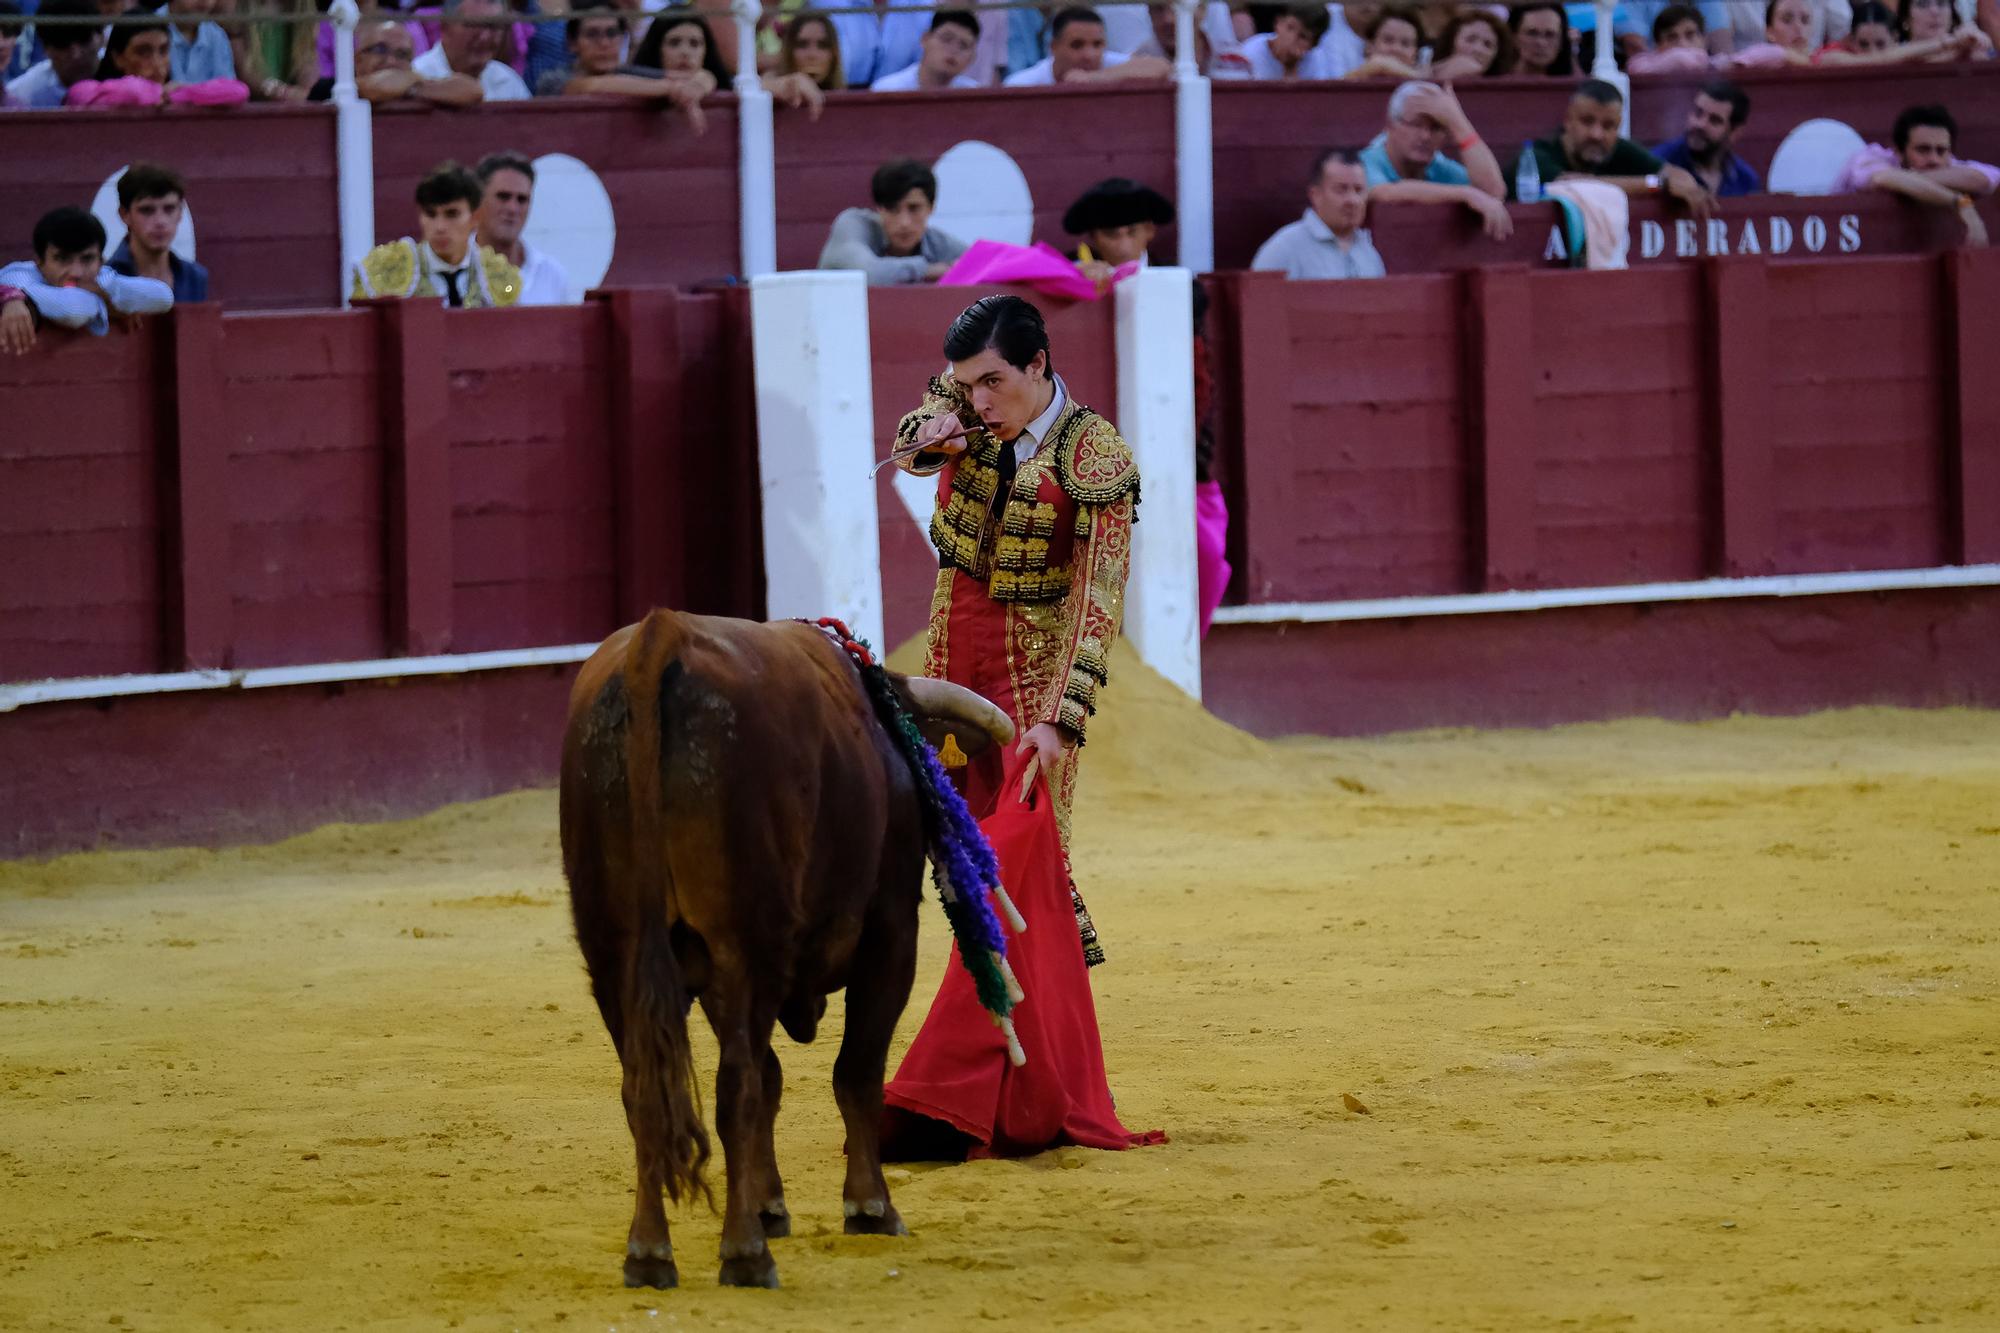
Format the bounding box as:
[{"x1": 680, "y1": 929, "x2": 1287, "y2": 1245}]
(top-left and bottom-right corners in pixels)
[
  {"x1": 896, "y1": 374, "x2": 1139, "y2": 743},
  {"x1": 349, "y1": 239, "x2": 521, "y2": 307}
]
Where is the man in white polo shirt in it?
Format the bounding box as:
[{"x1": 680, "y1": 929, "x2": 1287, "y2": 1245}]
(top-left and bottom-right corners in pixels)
[
  {"x1": 412, "y1": 0, "x2": 530, "y2": 101},
  {"x1": 1003, "y1": 5, "x2": 1166, "y2": 84},
  {"x1": 871, "y1": 9, "x2": 984, "y2": 89}
]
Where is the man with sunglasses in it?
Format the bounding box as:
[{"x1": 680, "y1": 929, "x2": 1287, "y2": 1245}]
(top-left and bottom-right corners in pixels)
[{"x1": 1359, "y1": 79, "x2": 1514, "y2": 240}]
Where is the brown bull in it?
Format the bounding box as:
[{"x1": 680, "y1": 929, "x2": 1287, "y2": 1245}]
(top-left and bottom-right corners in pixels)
[{"x1": 560, "y1": 609, "x2": 1013, "y2": 1290}]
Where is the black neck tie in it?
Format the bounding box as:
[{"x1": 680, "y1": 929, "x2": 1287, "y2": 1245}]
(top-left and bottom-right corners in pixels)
[
  {"x1": 992, "y1": 438, "x2": 1018, "y2": 519},
  {"x1": 440, "y1": 269, "x2": 464, "y2": 308}
]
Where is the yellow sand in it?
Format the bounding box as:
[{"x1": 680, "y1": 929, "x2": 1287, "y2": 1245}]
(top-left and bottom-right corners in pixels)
[{"x1": 4, "y1": 645, "x2": 1999, "y2": 1331}]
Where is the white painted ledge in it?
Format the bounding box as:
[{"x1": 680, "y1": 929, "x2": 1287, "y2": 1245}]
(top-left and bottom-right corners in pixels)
[
  {"x1": 0, "y1": 642, "x2": 601, "y2": 714},
  {"x1": 1211, "y1": 565, "x2": 2000, "y2": 627}
]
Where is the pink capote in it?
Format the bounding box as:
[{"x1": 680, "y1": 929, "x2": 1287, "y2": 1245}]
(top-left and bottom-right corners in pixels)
[
  {"x1": 939, "y1": 240, "x2": 1138, "y2": 302},
  {"x1": 881, "y1": 746, "x2": 1165, "y2": 1159},
  {"x1": 1195, "y1": 479, "x2": 1231, "y2": 638},
  {"x1": 65, "y1": 77, "x2": 250, "y2": 107}
]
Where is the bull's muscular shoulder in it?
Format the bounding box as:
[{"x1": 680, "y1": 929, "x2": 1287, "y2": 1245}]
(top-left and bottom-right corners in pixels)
[{"x1": 1053, "y1": 407, "x2": 1139, "y2": 508}]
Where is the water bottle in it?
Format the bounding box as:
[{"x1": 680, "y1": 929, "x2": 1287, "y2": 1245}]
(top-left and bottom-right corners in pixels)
[{"x1": 1515, "y1": 143, "x2": 1543, "y2": 203}]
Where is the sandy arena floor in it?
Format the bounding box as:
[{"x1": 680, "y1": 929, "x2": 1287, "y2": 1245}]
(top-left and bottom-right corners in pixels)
[{"x1": 4, "y1": 648, "x2": 1998, "y2": 1331}]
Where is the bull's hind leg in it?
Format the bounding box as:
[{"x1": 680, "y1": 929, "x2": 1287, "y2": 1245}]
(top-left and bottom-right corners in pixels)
[
  {"x1": 833, "y1": 902, "x2": 920, "y2": 1236},
  {"x1": 702, "y1": 982, "x2": 782, "y2": 1288},
  {"x1": 752, "y1": 1045, "x2": 791, "y2": 1239}
]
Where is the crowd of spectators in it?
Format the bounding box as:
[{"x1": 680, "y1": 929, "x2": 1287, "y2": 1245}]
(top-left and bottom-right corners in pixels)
[{"x1": 13, "y1": 0, "x2": 1990, "y2": 111}]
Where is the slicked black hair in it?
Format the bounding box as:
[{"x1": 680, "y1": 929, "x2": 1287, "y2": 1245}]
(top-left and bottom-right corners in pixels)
[{"x1": 943, "y1": 295, "x2": 1053, "y2": 378}]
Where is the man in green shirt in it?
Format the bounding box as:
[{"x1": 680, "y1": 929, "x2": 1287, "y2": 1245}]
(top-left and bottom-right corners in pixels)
[{"x1": 1511, "y1": 79, "x2": 1713, "y2": 214}]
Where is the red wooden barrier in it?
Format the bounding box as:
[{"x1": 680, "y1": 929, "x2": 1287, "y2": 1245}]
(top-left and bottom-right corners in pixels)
[
  {"x1": 0, "y1": 293, "x2": 760, "y2": 686},
  {"x1": 0, "y1": 105, "x2": 339, "y2": 309},
  {"x1": 866, "y1": 284, "x2": 1121, "y2": 651},
  {"x1": 1207, "y1": 250, "x2": 1997, "y2": 609}
]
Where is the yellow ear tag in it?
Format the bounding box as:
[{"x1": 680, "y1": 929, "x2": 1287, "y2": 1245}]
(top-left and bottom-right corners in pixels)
[{"x1": 938, "y1": 733, "x2": 968, "y2": 769}]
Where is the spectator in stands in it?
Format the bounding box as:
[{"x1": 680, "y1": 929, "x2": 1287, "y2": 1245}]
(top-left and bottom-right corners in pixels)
[
  {"x1": 1835, "y1": 102, "x2": 1996, "y2": 246},
  {"x1": 817, "y1": 156, "x2": 970, "y2": 284},
  {"x1": 95, "y1": 17, "x2": 171, "y2": 80},
  {"x1": 776, "y1": 11, "x2": 846, "y2": 89},
  {"x1": 305, "y1": 15, "x2": 480, "y2": 104},
  {"x1": 821, "y1": 0, "x2": 927, "y2": 88},
  {"x1": 1363, "y1": 81, "x2": 1513, "y2": 238},
  {"x1": 1819, "y1": 0, "x2": 1990, "y2": 60},
  {"x1": 872, "y1": 9, "x2": 981, "y2": 89},
  {"x1": 0, "y1": 2, "x2": 24, "y2": 94},
  {"x1": 108, "y1": 162, "x2": 209, "y2": 300},
  {"x1": 1508, "y1": 2, "x2": 1576, "y2": 76},
  {"x1": 1344, "y1": 5, "x2": 1423, "y2": 80},
  {"x1": 1062, "y1": 176, "x2": 1173, "y2": 283},
  {"x1": 540, "y1": 4, "x2": 714, "y2": 124},
  {"x1": 1239, "y1": 3, "x2": 1337, "y2": 78},
  {"x1": 353, "y1": 160, "x2": 523, "y2": 306},
  {"x1": 6, "y1": 0, "x2": 104, "y2": 107},
  {"x1": 1251, "y1": 148, "x2": 1386, "y2": 280},
  {"x1": 1429, "y1": 11, "x2": 1513, "y2": 78},
  {"x1": 1513, "y1": 79, "x2": 1714, "y2": 214},
  {"x1": 1314, "y1": 0, "x2": 1377, "y2": 74},
  {"x1": 1, "y1": 207, "x2": 173, "y2": 352},
  {"x1": 633, "y1": 8, "x2": 729, "y2": 84},
  {"x1": 162, "y1": 0, "x2": 235, "y2": 83},
  {"x1": 416, "y1": 0, "x2": 532, "y2": 100},
  {"x1": 1899, "y1": 0, "x2": 1996, "y2": 54},
  {"x1": 1628, "y1": 4, "x2": 1716, "y2": 71},
  {"x1": 1725, "y1": 0, "x2": 1816, "y2": 65},
  {"x1": 1652, "y1": 79, "x2": 1760, "y2": 196},
  {"x1": 1004, "y1": 6, "x2": 1166, "y2": 83},
  {"x1": 474, "y1": 151, "x2": 572, "y2": 304},
  {"x1": 1133, "y1": 0, "x2": 1218, "y2": 72}
]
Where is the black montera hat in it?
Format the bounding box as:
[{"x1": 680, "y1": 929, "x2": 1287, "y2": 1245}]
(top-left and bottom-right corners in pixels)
[{"x1": 1061, "y1": 178, "x2": 1176, "y2": 235}]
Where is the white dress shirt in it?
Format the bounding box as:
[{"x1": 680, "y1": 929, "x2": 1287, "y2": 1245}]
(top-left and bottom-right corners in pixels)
[
  {"x1": 1002, "y1": 49, "x2": 1129, "y2": 86},
  {"x1": 516, "y1": 240, "x2": 574, "y2": 305},
  {"x1": 1012, "y1": 373, "x2": 1069, "y2": 465},
  {"x1": 869, "y1": 60, "x2": 982, "y2": 90},
  {"x1": 412, "y1": 43, "x2": 531, "y2": 100}
]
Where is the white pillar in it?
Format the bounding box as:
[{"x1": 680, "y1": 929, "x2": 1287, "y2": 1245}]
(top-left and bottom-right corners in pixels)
[
  {"x1": 733, "y1": 0, "x2": 777, "y2": 278},
  {"x1": 1114, "y1": 267, "x2": 1200, "y2": 700},
  {"x1": 1591, "y1": 0, "x2": 1631, "y2": 135},
  {"x1": 330, "y1": 0, "x2": 374, "y2": 306},
  {"x1": 1171, "y1": 0, "x2": 1213, "y2": 273},
  {"x1": 750, "y1": 271, "x2": 883, "y2": 649}
]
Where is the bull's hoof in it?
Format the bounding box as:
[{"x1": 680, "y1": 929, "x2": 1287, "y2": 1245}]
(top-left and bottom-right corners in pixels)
[
  {"x1": 758, "y1": 1201, "x2": 792, "y2": 1239},
  {"x1": 717, "y1": 1246, "x2": 780, "y2": 1289},
  {"x1": 842, "y1": 1199, "x2": 908, "y2": 1237},
  {"x1": 623, "y1": 1254, "x2": 680, "y2": 1290}
]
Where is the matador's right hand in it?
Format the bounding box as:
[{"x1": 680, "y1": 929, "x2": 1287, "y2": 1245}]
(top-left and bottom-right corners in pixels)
[{"x1": 915, "y1": 412, "x2": 970, "y2": 457}]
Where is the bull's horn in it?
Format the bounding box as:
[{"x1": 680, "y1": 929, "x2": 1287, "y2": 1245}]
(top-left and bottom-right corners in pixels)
[{"x1": 903, "y1": 677, "x2": 1016, "y2": 748}]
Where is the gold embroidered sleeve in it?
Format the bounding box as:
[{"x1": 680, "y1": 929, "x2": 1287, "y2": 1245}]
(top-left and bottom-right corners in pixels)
[
  {"x1": 481, "y1": 250, "x2": 523, "y2": 307},
  {"x1": 1047, "y1": 491, "x2": 1133, "y2": 744},
  {"x1": 894, "y1": 374, "x2": 984, "y2": 477}
]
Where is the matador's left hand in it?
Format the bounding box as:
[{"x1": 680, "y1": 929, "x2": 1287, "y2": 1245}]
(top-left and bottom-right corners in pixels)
[{"x1": 1016, "y1": 722, "x2": 1073, "y2": 802}]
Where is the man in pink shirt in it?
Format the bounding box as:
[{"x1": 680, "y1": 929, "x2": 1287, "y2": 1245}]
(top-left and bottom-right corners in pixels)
[{"x1": 1835, "y1": 103, "x2": 1997, "y2": 247}]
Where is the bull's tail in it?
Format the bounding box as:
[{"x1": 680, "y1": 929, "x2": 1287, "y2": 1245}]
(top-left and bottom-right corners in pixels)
[{"x1": 620, "y1": 611, "x2": 712, "y2": 1208}]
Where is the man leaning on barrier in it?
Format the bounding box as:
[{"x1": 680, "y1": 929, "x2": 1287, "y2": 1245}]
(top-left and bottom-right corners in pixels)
[
  {"x1": 306, "y1": 16, "x2": 482, "y2": 106},
  {"x1": 1510, "y1": 78, "x2": 1714, "y2": 216},
  {"x1": 1362, "y1": 80, "x2": 1514, "y2": 241}
]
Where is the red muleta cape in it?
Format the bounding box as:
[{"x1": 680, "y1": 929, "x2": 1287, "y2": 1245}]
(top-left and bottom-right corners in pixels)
[{"x1": 881, "y1": 749, "x2": 1165, "y2": 1159}]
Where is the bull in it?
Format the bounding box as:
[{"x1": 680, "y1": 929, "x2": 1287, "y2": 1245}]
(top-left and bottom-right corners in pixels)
[{"x1": 559, "y1": 609, "x2": 1014, "y2": 1290}]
